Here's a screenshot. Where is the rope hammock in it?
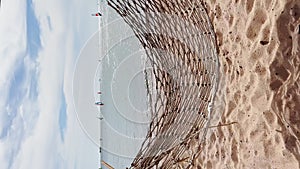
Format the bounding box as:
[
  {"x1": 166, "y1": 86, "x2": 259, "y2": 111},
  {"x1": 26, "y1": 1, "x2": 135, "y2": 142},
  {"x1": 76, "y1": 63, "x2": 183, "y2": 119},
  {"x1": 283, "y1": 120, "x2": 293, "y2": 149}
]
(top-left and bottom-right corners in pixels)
[{"x1": 107, "y1": 0, "x2": 219, "y2": 168}]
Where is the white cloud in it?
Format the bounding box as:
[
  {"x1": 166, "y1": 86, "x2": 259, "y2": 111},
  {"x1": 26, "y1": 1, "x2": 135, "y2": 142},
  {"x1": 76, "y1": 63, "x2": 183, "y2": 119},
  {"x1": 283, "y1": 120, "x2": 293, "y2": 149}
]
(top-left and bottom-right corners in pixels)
[
  {"x1": 9, "y1": 0, "x2": 69, "y2": 167},
  {"x1": 0, "y1": 0, "x2": 100, "y2": 168},
  {"x1": 0, "y1": 1, "x2": 30, "y2": 168},
  {"x1": 0, "y1": 0, "x2": 27, "y2": 136}
]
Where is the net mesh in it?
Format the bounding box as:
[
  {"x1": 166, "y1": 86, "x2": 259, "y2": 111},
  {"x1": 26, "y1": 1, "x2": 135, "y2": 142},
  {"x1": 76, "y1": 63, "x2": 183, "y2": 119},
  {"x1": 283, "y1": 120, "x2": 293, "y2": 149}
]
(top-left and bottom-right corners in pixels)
[{"x1": 107, "y1": 0, "x2": 219, "y2": 168}]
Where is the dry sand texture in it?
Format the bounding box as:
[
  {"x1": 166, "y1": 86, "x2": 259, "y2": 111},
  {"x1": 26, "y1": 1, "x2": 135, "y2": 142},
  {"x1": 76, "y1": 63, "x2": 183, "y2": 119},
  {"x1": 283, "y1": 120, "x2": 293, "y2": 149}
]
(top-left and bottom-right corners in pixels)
[
  {"x1": 106, "y1": 0, "x2": 299, "y2": 168},
  {"x1": 197, "y1": 0, "x2": 300, "y2": 168}
]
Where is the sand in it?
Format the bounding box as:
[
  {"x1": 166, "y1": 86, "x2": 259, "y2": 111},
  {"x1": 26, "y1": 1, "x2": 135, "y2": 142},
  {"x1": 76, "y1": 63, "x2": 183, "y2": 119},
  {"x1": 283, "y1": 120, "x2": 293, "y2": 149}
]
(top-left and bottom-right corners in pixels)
[
  {"x1": 102, "y1": 0, "x2": 299, "y2": 168},
  {"x1": 196, "y1": 0, "x2": 300, "y2": 168}
]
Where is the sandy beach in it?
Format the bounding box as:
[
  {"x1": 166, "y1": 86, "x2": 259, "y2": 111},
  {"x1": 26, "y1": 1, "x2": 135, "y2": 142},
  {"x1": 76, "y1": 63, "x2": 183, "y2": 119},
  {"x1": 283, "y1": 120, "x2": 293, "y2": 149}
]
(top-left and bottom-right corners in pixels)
[
  {"x1": 99, "y1": 0, "x2": 300, "y2": 168},
  {"x1": 197, "y1": 0, "x2": 300, "y2": 168}
]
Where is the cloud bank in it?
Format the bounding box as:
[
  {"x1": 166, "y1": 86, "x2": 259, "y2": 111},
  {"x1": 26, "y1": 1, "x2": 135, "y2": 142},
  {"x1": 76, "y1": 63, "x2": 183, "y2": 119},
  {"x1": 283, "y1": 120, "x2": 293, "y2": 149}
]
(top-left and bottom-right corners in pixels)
[{"x1": 0, "y1": 0, "x2": 100, "y2": 168}]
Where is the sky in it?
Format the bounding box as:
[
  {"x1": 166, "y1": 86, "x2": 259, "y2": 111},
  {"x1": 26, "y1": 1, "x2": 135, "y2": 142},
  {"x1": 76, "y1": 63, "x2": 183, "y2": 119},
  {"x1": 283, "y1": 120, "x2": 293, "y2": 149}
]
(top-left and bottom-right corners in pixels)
[{"x1": 0, "y1": 0, "x2": 101, "y2": 168}]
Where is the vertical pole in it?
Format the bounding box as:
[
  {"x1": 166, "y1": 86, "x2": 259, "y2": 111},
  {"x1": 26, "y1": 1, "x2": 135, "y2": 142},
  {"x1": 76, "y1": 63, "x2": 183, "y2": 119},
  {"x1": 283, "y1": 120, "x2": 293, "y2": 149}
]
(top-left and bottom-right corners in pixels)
[{"x1": 97, "y1": 0, "x2": 102, "y2": 168}]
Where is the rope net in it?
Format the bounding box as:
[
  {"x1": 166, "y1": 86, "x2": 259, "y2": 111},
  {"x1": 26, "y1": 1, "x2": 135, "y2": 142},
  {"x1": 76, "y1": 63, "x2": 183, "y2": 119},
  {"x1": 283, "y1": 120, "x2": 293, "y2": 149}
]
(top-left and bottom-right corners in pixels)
[{"x1": 107, "y1": 0, "x2": 219, "y2": 168}]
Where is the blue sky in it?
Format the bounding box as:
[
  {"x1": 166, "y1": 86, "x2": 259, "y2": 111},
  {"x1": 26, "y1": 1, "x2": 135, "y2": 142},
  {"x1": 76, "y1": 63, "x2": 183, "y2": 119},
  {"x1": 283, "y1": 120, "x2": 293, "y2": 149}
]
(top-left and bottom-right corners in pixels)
[{"x1": 0, "y1": 0, "x2": 100, "y2": 168}]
